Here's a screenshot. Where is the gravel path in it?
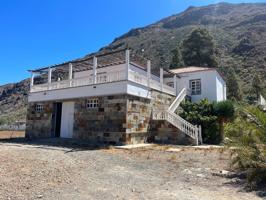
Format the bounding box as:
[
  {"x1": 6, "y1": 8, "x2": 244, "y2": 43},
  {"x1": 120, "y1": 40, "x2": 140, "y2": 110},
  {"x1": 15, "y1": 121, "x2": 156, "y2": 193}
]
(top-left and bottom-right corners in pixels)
[{"x1": 0, "y1": 141, "x2": 263, "y2": 200}]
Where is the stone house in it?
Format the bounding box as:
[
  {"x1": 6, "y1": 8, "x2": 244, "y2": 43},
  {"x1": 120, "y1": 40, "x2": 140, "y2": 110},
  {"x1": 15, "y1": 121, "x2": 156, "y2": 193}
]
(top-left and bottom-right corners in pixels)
[{"x1": 26, "y1": 49, "x2": 226, "y2": 145}]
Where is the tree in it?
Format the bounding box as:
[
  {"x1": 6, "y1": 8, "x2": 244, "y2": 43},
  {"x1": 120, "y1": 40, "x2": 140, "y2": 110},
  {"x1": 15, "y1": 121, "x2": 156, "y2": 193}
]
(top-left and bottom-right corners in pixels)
[
  {"x1": 169, "y1": 46, "x2": 184, "y2": 69},
  {"x1": 252, "y1": 73, "x2": 262, "y2": 99},
  {"x1": 182, "y1": 28, "x2": 218, "y2": 67},
  {"x1": 214, "y1": 100, "x2": 235, "y2": 142},
  {"x1": 227, "y1": 67, "x2": 242, "y2": 101}
]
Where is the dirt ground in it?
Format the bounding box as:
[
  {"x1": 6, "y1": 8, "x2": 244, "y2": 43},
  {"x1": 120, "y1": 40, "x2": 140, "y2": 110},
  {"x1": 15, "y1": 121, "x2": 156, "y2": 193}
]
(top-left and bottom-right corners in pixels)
[
  {"x1": 0, "y1": 139, "x2": 264, "y2": 200},
  {"x1": 0, "y1": 131, "x2": 25, "y2": 139}
]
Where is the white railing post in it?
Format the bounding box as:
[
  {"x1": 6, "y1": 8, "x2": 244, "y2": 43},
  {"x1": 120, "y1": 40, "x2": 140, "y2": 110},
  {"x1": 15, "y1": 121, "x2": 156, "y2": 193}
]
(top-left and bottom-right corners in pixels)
[
  {"x1": 198, "y1": 125, "x2": 202, "y2": 145},
  {"x1": 174, "y1": 75, "x2": 177, "y2": 96},
  {"x1": 30, "y1": 73, "x2": 34, "y2": 90},
  {"x1": 93, "y1": 56, "x2": 97, "y2": 84},
  {"x1": 160, "y1": 68, "x2": 163, "y2": 92},
  {"x1": 69, "y1": 63, "x2": 73, "y2": 87},
  {"x1": 125, "y1": 49, "x2": 130, "y2": 80},
  {"x1": 48, "y1": 68, "x2": 52, "y2": 90},
  {"x1": 147, "y1": 60, "x2": 151, "y2": 88}
]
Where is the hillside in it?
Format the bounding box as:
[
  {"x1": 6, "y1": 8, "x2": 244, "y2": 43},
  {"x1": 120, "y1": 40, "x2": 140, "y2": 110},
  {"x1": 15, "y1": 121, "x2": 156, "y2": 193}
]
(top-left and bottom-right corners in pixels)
[
  {"x1": 100, "y1": 2, "x2": 266, "y2": 94},
  {"x1": 0, "y1": 2, "x2": 266, "y2": 124}
]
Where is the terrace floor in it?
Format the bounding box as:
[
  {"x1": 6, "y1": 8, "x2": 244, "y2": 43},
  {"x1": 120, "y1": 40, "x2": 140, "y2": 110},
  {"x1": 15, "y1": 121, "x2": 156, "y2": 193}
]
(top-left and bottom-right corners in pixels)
[{"x1": 0, "y1": 138, "x2": 263, "y2": 200}]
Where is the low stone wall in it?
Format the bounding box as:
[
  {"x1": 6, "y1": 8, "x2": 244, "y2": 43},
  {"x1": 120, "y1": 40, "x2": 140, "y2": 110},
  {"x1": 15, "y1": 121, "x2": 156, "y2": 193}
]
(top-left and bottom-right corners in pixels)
[{"x1": 26, "y1": 102, "x2": 53, "y2": 138}]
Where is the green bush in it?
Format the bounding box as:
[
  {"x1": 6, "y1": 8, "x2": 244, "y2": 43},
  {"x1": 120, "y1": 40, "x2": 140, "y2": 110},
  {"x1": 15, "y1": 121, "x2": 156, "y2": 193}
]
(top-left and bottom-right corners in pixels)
[{"x1": 180, "y1": 99, "x2": 219, "y2": 144}]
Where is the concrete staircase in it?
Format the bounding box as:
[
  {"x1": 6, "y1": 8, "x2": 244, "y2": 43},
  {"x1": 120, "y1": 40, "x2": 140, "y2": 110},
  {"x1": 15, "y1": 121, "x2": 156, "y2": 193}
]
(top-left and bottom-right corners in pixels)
[{"x1": 153, "y1": 88, "x2": 202, "y2": 145}]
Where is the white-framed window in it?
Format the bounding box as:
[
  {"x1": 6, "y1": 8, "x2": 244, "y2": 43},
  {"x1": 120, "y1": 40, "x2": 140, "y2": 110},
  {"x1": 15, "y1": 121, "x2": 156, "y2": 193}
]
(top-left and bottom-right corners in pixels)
[
  {"x1": 189, "y1": 79, "x2": 201, "y2": 95},
  {"x1": 35, "y1": 104, "x2": 44, "y2": 112},
  {"x1": 86, "y1": 98, "x2": 99, "y2": 109}
]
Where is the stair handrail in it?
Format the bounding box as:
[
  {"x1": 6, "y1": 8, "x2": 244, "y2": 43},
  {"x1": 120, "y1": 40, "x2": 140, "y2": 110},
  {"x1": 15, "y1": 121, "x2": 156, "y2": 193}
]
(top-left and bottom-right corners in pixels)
[
  {"x1": 153, "y1": 109, "x2": 202, "y2": 145},
  {"x1": 168, "y1": 88, "x2": 187, "y2": 113}
]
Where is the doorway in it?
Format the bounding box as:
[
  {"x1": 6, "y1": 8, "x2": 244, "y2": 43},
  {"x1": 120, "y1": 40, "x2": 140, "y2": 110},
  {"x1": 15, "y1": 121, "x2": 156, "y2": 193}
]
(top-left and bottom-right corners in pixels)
[{"x1": 52, "y1": 102, "x2": 62, "y2": 138}]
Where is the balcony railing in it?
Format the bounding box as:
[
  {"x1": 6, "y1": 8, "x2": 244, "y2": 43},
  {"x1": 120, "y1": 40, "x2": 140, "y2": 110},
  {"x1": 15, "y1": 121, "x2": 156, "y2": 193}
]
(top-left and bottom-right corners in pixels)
[
  {"x1": 31, "y1": 67, "x2": 176, "y2": 96},
  {"x1": 30, "y1": 50, "x2": 177, "y2": 96},
  {"x1": 31, "y1": 70, "x2": 126, "y2": 93}
]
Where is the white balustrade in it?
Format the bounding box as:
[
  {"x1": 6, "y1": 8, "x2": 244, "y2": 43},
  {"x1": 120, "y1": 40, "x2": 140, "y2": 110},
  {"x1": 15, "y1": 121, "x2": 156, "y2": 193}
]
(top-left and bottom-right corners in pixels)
[
  {"x1": 30, "y1": 64, "x2": 176, "y2": 96},
  {"x1": 153, "y1": 109, "x2": 201, "y2": 144}
]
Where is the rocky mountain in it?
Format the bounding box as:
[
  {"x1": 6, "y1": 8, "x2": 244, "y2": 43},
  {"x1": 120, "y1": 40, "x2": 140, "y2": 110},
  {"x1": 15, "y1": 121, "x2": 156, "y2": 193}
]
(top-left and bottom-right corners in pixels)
[{"x1": 0, "y1": 2, "x2": 266, "y2": 124}]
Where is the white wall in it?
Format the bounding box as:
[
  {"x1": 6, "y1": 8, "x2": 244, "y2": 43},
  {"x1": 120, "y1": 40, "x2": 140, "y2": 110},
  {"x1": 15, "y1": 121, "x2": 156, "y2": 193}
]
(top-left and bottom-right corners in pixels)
[
  {"x1": 216, "y1": 72, "x2": 227, "y2": 101},
  {"x1": 167, "y1": 70, "x2": 226, "y2": 102}
]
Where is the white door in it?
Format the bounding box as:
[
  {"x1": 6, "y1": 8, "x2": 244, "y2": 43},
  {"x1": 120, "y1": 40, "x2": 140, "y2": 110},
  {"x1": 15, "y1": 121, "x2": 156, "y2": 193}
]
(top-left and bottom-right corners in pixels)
[{"x1": 60, "y1": 102, "x2": 74, "y2": 138}]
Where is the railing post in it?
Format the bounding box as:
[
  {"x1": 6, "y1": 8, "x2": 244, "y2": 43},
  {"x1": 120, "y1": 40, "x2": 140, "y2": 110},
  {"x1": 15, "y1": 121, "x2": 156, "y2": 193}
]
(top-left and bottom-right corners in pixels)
[
  {"x1": 30, "y1": 73, "x2": 34, "y2": 88},
  {"x1": 160, "y1": 68, "x2": 163, "y2": 92},
  {"x1": 147, "y1": 60, "x2": 151, "y2": 87},
  {"x1": 93, "y1": 56, "x2": 97, "y2": 84},
  {"x1": 69, "y1": 63, "x2": 73, "y2": 87},
  {"x1": 174, "y1": 74, "x2": 177, "y2": 96},
  {"x1": 125, "y1": 49, "x2": 130, "y2": 80},
  {"x1": 48, "y1": 68, "x2": 52, "y2": 90},
  {"x1": 198, "y1": 125, "x2": 202, "y2": 145}
]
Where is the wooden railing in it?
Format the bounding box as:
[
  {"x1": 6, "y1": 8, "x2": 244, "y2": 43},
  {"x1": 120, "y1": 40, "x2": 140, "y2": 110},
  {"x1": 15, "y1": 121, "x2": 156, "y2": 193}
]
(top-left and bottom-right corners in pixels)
[{"x1": 153, "y1": 109, "x2": 202, "y2": 145}]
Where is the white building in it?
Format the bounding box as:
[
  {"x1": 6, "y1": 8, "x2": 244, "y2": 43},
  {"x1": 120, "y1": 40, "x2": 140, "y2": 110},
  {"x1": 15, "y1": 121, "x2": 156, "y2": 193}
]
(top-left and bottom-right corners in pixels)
[
  {"x1": 165, "y1": 67, "x2": 226, "y2": 102},
  {"x1": 26, "y1": 50, "x2": 226, "y2": 145}
]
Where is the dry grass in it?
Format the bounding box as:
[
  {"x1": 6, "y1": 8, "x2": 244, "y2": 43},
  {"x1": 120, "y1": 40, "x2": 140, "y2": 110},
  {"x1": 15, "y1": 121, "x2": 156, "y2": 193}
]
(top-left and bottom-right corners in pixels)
[{"x1": 0, "y1": 131, "x2": 25, "y2": 139}]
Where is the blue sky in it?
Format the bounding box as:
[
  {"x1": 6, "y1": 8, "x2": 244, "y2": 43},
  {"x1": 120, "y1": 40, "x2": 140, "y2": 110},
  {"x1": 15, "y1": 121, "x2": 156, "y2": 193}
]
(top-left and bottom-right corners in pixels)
[{"x1": 0, "y1": 0, "x2": 265, "y2": 85}]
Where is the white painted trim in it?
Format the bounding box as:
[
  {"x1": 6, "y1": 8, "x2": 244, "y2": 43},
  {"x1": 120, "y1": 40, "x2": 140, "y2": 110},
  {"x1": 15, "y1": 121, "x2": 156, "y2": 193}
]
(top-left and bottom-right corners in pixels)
[
  {"x1": 125, "y1": 50, "x2": 130, "y2": 80},
  {"x1": 160, "y1": 68, "x2": 163, "y2": 92},
  {"x1": 93, "y1": 56, "x2": 97, "y2": 84},
  {"x1": 147, "y1": 60, "x2": 151, "y2": 88}
]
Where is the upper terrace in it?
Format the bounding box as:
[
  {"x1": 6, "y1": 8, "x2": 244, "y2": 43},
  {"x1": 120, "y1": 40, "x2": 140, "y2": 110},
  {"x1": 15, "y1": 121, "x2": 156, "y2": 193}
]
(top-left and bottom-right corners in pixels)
[{"x1": 28, "y1": 49, "x2": 177, "y2": 102}]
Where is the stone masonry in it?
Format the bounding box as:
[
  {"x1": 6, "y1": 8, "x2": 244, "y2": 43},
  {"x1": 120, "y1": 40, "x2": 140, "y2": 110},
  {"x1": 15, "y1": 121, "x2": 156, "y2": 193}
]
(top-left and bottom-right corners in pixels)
[
  {"x1": 26, "y1": 102, "x2": 53, "y2": 138},
  {"x1": 26, "y1": 91, "x2": 195, "y2": 145}
]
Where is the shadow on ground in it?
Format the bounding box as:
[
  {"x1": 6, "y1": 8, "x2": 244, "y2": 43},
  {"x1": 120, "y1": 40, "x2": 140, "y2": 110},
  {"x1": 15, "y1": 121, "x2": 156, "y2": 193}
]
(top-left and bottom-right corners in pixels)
[{"x1": 0, "y1": 138, "x2": 113, "y2": 153}]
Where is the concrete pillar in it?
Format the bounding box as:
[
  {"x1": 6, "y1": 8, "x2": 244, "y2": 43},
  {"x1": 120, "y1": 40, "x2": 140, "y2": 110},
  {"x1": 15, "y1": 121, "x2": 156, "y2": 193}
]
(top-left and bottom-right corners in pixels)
[
  {"x1": 147, "y1": 60, "x2": 151, "y2": 87},
  {"x1": 93, "y1": 57, "x2": 97, "y2": 84},
  {"x1": 48, "y1": 68, "x2": 52, "y2": 90},
  {"x1": 125, "y1": 49, "x2": 130, "y2": 80},
  {"x1": 30, "y1": 73, "x2": 34, "y2": 87},
  {"x1": 174, "y1": 75, "x2": 177, "y2": 96},
  {"x1": 160, "y1": 68, "x2": 163, "y2": 92},
  {"x1": 69, "y1": 63, "x2": 73, "y2": 87}
]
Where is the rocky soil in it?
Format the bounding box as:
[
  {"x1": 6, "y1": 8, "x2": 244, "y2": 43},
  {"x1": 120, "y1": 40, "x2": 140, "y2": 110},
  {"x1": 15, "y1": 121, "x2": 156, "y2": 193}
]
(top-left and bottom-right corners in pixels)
[{"x1": 0, "y1": 140, "x2": 263, "y2": 200}]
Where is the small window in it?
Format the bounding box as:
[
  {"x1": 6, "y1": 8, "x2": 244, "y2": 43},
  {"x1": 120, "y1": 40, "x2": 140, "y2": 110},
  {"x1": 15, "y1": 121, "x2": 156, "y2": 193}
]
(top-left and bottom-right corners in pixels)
[
  {"x1": 189, "y1": 79, "x2": 201, "y2": 95},
  {"x1": 35, "y1": 104, "x2": 44, "y2": 112},
  {"x1": 86, "y1": 98, "x2": 99, "y2": 109}
]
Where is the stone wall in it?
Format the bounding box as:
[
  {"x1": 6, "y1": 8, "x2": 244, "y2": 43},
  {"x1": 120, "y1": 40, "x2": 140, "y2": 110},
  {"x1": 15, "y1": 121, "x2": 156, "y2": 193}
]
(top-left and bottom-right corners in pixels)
[
  {"x1": 126, "y1": 95, "x2": 152, "y2": 143},
  {"x1": 25, "y1": 91, "x2": 194, "y2": 145},
  {"x1": 73, "y1": 95, "x2": 127, "y2": 144},
  {"x1": 26, "y1": 102, "x2": 53, "y2": 138},
  {"x1": 125, "y1": 90, "x2": 175, "y2": 144}
]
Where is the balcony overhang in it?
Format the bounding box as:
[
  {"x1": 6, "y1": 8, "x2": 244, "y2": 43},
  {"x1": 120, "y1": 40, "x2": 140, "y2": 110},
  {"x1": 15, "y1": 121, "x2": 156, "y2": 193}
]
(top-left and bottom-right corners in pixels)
[{"x1": 28, "y1": 80, "x2": 153, "y2": 102}]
